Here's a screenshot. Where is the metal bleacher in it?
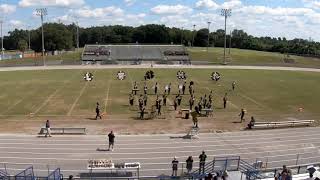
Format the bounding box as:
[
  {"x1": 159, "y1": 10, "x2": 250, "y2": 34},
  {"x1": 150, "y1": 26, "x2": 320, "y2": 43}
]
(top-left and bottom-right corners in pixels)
[{"x1": 82, "y1": 44, "x2": 190, "y2": 64}]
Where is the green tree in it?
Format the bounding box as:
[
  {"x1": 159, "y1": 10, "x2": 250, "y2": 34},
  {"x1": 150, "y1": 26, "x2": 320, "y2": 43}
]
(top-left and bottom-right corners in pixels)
[{"x1": 17, "y1": 39, "x2": 28, "y2": 52}]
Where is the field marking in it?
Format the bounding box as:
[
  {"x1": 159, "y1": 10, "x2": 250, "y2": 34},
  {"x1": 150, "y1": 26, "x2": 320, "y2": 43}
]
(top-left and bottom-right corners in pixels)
[
  {"x1": 67, "y1": 70, "x2": 97, "y2": 116},
  {"x1": 1, "y1": 151, "x2": 320, "y2": 163},
  {"x1": 67, "y1": 83, "x2": 89, "y2": 116},
  {"x1": 1, "y1": 99, "x2": 23, "y2": 115},
  {"x1": 33, "y1": 73, "x2": 78, "y2": 115},
  {"x1": 104, "y1": 79, "x2": 112, "y2": 114}
]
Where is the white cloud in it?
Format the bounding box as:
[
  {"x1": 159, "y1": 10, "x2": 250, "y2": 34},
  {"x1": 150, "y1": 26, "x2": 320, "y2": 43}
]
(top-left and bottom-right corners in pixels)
[
  {"x1": 195, "y1": 0, "x2": 219, "y2": 9},
  {"x1": 18, "y1": 0, "x2": 85, "y2": 7},
  {"x1": 151, "y1": 4, "x2": 193, "y2": 15},
  {"x1": 221, "y1": 0, "x2": 242, "y2": 9},
  {"x1": 124, "y1": 0, "x2": 136, "y2": 6},
  {"x1": 73, "y1": 6, "x2": 124, "y2": 18},
  {"x1": 236, "y1": 6, "x2": 314, "y2": 16},
  {"x1": 9, "y1": 20, "x2": 24, "y2": 27},
  {"x1": 0, "y1": 4, "x2": 16, "y2": 14}
]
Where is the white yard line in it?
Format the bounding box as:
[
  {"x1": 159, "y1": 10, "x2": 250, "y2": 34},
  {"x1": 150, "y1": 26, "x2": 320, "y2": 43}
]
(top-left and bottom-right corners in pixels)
[
  {"x1": 1, "y1": 99, "x2": 23, "y2": 115},
  {"x1": 104, "y1": 79, "x2": 112, "y2": 114},
  {"x1": 33, "y1": 73, "x2": 78, "y2": 115},
  {"x1": 67, "y1": 83, "x2": 88, "y2": 116}
]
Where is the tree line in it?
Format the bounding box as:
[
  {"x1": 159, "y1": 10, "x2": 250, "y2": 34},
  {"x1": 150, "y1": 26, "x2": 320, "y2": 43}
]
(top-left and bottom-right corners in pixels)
[{"x1": 3, "y1": 23, "x2": 320, "y2": 56}]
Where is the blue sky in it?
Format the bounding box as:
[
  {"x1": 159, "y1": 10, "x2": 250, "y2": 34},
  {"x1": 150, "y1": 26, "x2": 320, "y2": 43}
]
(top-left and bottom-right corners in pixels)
[{"x1": 1, "y1": 0, "x2": 320, "y2": 41}]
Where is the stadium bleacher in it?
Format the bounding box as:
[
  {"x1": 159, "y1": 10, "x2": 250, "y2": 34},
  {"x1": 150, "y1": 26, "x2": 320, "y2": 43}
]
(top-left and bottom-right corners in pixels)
[{"x1": 81, "y1": 45, "x2": 191, "y2": 65}]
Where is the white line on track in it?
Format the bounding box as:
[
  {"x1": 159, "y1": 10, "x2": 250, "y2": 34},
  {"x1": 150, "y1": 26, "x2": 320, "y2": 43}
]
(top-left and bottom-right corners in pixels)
[
  {"x1": 0, "y1": 143, "x2": 317, "y2": 157},
  {"x1": 0, "y1": 132, "x2": 319, "y2": 146}
]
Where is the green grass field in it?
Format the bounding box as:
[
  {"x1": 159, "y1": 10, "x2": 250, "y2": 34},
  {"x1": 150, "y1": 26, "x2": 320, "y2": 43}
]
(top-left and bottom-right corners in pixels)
[
  {"x1": 0, "y1": 68, "x2": 319, "y2": 119},
  {"x1": 189, "y1": 47, "x2": 320, "y2": 68}
]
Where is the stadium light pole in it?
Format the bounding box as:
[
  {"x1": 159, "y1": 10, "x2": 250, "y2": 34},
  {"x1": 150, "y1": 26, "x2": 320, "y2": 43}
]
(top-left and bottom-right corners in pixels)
[
  {"x1": 76, "y1": 21, "x2": 79, "y2": 51},
  {"x1": 27, "y1": 26, "x2": 31, "y2": 50},
  {"x1": 192, "y1": 24, "x2": 196, "y2": 47},
  {"x1": 221, "y1": 8, "x2": 231, "y2": 64},
  {"x1": 0, "y1": 19, "x2": 3, "y2": 59},
  {"x1": 180, "y1": 27, "x2": 183, "y2": 45},
  {"x1": 36, "y1": 8, "x2": 47, "y2": 66},
  {"x1": 207, "y1": 21, "x2": 211, "y2": 52},
  {"x1": 229, "y1": 30, "x2": 232, "y2": 55}
]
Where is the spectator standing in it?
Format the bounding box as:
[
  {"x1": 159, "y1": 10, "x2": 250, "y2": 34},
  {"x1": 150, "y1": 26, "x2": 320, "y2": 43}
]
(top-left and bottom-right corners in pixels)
[
  {"x1": 281, "y1": 165, "x2": 292, "y2": 180},
  {"x1": 45, "y1": 120, "x2": 51, "y2": 137},
  {"x1": 186, "y1": 156, "x2": 193, "y2": 173},
  {"x1": 171, "y1": 157, "x2": 179, "y2": 177},
  {"x1": 199, "y1": 151, "x2": 207, "y2": 174},
  {"x1": 108, "y1": 131, "x2": 115, "y2": 151}
]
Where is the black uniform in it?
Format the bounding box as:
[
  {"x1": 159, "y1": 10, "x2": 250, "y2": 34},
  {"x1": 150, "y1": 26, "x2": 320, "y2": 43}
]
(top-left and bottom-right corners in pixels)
[
  {"x1": 154, "y1": 83, "x2": 158, "y2": 94},
  {"x1": 189, "y1": 97, "x2": 194, "y2": 110},
  {"x1": 182, "y1": 82, "x2": 186, "y2": 95},
  {"x1": 223, "y1": 96, "x2": 227, "y2": 109},
  {"x1": 129, "y1": 95, "x2": 134, "y2": 106},
  {"x1": 174, "y1": 99, "x2": 178, "y2": 110},
  {"x1": 239, "y1": 109, "x2": 246, "y2": 122},
  {"x1": 163, "y1": 95, "x2": 167, "y2": 106},
  {"x1": 140, "y1": 107, "x2": 145, "y2": 120},
  {"x1": 177, "y1": 95, "x2": 182, "y2": 106},
  {"x1": 143, "y1": 94, "x2": 148, "y2": 106},
  {"x1": 95, "y1": 104, "x2": 102, "y2": 120}
]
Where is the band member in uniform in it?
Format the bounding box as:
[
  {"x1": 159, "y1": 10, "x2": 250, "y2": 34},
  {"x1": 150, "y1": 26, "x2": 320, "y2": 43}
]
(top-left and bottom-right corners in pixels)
[
  {"x1": 239, "y1": 108, "x2": 246, "y2": 122},
  {"x1": 95, "y1": 102, "x2": 102, "y2": 120},
  {"x1": 132, "y1": 81, "x2": 138, "y2": 95},
  {"x1": 223, "y1": 94, "x2": 228, "y2": 109},
  {"x1": 144, "y1": 83, "x2": 148, "y2": 94},
  {"x1": 189, "y1": 96, "x2": 195, "y2": 110},
  {"x1": 177, "y1": 94, "x2": 182, "y2": 106},
  {"x1": 174, "y1": 98, "x2": 178, "y2": 110},
  {"x1": 138, "y1": 95, "x2": 144, "y2": 110},
  {"x1": 154, "y1": 82, "x2": 158, "y2": 95},
  {"x1": 182, "y1": 81, "x2": 186, "y2": 95},
  {"x1": 143, "y1": 94, "x2": 148, "y2": 106},
  {"x1": 140, "y1": 106, "x2": 145, "y2": 120},
  {"x1": 232, "y1": 81, "x2": 236, "y2": 91},
  {"x1": 168, "y1": 83, "x2": 172, "y2": 95},
  {"x1": 157, "y1": 99, "x2": 162, "y2": 115},
  {"x1": 163, "y1": 94, "x2": 167, "y2": 106},
  {"x1": 129, "y1": 94, "x2": 134, "y2": 106}
]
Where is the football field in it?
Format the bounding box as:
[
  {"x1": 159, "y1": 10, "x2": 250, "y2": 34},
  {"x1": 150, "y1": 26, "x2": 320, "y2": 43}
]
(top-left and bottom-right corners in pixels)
[{"x1": 0, "y1": 66, "x2": 319, "y2": 134}]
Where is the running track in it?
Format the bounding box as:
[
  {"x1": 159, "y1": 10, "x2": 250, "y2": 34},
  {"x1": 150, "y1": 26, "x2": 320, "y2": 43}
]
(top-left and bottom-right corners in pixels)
[{"x1": 1, "y1": 127, "x2": 320, "y2": 177}]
